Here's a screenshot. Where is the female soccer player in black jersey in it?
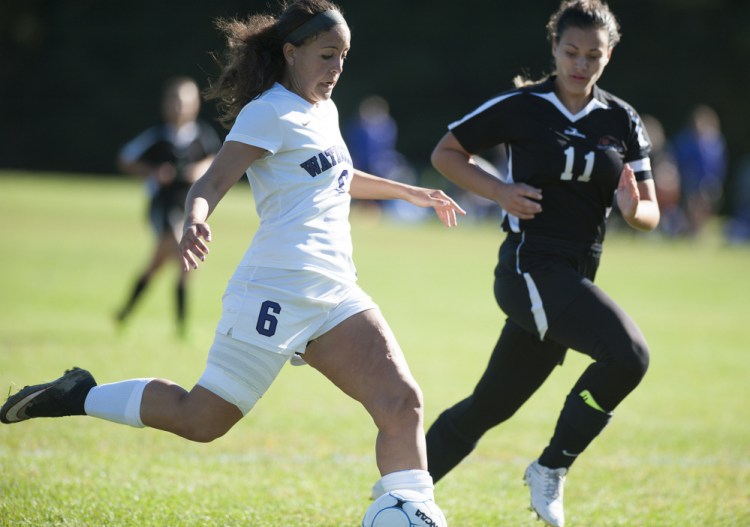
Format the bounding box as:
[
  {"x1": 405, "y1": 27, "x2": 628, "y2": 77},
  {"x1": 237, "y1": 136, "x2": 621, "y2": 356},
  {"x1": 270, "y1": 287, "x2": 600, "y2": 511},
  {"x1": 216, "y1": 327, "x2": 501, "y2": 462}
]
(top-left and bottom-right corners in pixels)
[
  {"x1": 426, "y1": 1, "x2": 660, "y2": 525},
  {"x1": 115, "y1": 77, "x2": 221, "y2": 336}
]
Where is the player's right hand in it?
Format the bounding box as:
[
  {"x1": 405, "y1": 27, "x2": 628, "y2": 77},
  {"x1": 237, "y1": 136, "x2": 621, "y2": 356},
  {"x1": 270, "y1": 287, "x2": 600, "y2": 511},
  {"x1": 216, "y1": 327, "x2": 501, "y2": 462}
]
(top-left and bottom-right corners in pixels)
[
  {"x1": 495, "y1": 182, "x2": 543, "y2": 219},
  {"x1": 180, "y1": 222, "x2": 212, "y2": 271}
]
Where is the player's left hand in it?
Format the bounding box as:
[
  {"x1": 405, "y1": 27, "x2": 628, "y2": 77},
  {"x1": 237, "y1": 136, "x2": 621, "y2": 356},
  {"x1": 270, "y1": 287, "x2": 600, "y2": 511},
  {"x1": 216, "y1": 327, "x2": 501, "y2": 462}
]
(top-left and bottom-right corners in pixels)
[
  {"x1": 616, "y1": 164, "x2": 640, "y2": 221},
  {"x1": 409, "y1": 188, "x2": 467, "y2": 227},
  {"x1": 180, "y1": 222, "x2": 212, "y2": 272}
]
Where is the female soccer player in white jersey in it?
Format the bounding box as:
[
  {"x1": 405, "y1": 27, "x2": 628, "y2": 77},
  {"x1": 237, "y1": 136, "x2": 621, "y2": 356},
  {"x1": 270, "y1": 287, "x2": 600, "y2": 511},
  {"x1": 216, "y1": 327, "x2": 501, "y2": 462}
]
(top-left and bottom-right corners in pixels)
[
  {"x1": 0, "y1": 0, "x2": 463, "y2": 520},
  {"x1": 424, "y1": 1, "x2": 660, "y2": 525}
]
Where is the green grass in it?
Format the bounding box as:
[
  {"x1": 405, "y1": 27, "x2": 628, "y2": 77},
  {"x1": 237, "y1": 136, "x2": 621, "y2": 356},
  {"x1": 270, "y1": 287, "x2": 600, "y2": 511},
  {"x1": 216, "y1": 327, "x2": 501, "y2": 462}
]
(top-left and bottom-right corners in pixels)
[{"x1": 0, "y1": 171, "x2": 748, "y2": 526}]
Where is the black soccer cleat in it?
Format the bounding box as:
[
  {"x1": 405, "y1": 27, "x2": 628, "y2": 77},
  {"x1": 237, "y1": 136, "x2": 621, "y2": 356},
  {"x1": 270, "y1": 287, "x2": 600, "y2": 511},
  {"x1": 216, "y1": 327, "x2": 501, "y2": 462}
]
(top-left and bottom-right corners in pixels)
[{"x1": 0, "y1": 367, "x2": 97, "y2": 424}]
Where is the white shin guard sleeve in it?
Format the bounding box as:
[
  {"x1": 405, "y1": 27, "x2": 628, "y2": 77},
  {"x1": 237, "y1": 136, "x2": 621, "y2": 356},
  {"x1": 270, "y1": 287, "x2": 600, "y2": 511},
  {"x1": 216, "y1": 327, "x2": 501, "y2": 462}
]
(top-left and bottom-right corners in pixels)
[
  {"x1": 84, "y1": 378, "x2": 152, "y2": 428},
  {"x1": 378, "y1": 469, "x2": 435, "y2": 500}
]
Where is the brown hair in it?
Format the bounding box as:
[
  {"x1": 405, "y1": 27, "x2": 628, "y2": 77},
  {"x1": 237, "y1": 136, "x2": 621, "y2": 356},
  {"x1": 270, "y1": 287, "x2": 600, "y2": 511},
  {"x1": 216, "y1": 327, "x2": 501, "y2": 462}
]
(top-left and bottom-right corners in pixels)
[
  {"x1": 514, "y1": 0, "x2": 620, "y2": 88},
  {"x1": 205, "y1": 0, "x2": 344, "y2": 128},
  {"x1": 546, "y1": 0, "x2": 620, "y2": 48}
]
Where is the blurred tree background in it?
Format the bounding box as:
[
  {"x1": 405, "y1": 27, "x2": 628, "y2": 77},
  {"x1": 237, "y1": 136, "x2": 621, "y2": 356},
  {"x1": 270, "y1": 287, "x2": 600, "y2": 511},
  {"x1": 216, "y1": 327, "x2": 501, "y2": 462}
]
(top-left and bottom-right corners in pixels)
[{"x1": 1, "y1": 0, "x2": 747, "y2": 200}]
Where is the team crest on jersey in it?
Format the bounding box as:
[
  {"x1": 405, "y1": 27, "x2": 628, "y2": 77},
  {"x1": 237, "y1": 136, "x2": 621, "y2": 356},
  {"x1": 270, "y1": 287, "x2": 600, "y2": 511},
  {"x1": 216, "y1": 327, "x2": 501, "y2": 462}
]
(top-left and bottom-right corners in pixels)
[
  {"x1": 563, "y1": 126, "x2": 587, "y2": 139},
  {"x1": 554, "y1": 126, "x2": 587, "y2": 147},
  {"x1": 596, "y1": 135, "x2": 624, "y2": 153}
]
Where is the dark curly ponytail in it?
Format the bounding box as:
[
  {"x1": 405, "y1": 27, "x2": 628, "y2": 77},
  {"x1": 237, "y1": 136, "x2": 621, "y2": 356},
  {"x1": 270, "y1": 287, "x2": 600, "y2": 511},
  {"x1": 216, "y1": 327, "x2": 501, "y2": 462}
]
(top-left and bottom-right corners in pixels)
[{"x1": 205, "y1": 0, "x2": 343, "y2": 128}]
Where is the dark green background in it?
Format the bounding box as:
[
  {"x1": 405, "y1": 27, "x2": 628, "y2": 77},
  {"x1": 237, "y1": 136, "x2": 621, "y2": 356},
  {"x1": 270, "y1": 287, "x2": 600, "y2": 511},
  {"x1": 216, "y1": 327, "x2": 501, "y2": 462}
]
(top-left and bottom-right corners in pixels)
[{"x1": 2, "y1": 0, "x2": 746, "y2": 188}]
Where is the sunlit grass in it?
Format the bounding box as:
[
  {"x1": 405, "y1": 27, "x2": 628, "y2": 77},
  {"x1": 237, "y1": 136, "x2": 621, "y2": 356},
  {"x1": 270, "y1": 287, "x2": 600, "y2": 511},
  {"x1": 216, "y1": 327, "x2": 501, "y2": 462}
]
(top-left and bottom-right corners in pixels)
[{"x1": 0, "y1": 171, "x2": 748, "y2": 526}]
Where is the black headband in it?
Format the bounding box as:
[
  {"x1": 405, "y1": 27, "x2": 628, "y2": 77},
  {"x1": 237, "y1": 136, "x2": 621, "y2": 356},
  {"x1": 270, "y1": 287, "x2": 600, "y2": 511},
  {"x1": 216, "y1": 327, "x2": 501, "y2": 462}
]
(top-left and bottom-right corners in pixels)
[{"x1": 283, "y1": 10, "x2": 346, "y2": 45}]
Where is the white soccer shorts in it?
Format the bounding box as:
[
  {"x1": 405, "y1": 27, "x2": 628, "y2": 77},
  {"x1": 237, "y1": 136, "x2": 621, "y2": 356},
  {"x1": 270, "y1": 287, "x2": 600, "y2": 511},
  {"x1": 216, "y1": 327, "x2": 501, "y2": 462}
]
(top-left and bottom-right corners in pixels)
[{"x1": 197, "y1": 266, "x2": 378, "y2": 414}]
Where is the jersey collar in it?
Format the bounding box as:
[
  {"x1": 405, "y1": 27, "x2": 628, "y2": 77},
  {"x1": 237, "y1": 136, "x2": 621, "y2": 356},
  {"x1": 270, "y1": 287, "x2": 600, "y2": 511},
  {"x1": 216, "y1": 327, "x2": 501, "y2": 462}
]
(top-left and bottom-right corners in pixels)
[{"x1": 531, "y1": 76, "x2": 608, "y2": 123}]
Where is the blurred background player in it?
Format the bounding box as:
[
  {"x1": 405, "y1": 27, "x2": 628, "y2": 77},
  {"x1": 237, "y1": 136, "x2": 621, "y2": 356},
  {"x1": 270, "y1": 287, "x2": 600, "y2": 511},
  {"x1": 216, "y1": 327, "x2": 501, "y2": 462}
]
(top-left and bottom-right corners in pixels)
[
  {"x1": 670, "y1": 104, "x2": 727, "y2": 237},
  {"x1": 344, "y1": 94, "x2": 427, "y2": 222},
  {"x1": 724, "y1": 153, "x2": 750, "y2": 244},
  {"x1": 345, "y1": 95, "x2": 400, "y2": 180},
  {"x1": 641, "y1": 113, "x2": 685, "y2": 237},
  {"x1": 115, "y1": 76, "x2": 221, "y2": 336}
]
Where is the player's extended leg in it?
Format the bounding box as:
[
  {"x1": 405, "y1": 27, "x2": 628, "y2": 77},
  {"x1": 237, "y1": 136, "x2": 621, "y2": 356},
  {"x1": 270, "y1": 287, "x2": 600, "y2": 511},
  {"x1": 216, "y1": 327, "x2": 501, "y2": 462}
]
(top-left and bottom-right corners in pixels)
[
  {"x1": 1, "y1": 331, "x2": 291, "y2": 440},
  {"x1": 303, "y1": 308, "x2": 435, "y2": 498},
  {"x1": 426, "y1": 319, "x2": 566, "y2": 483},
  {"x1": 0, "y1": 369, "x2": 243, "y2": 442},
  {"x1": 113, "y1": 329, "x2": 293, "y2": 440}
]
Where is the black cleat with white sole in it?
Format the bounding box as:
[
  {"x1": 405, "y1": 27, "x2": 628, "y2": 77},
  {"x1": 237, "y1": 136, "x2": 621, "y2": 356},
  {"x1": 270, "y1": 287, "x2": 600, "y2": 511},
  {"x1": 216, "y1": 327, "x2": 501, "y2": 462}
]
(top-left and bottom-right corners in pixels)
[{"x1": 1, "y1": 367, "x2": 97, "y2": 424}]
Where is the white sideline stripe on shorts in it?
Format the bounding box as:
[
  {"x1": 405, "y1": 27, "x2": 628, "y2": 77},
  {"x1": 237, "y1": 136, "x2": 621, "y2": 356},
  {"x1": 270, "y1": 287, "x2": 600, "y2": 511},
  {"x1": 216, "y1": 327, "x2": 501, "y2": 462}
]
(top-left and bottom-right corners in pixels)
[
  {"x1": 523, "y1": 272, "x2": 549, "y2": 341},
  {"x1": 515, "y1": 232, "x2": 549, "y2": 341}
]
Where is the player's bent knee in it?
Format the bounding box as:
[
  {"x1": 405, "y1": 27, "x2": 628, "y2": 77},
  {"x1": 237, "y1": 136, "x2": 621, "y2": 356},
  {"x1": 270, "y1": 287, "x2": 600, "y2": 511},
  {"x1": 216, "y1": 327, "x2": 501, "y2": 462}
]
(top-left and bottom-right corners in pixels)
[
  {"x1": 371, "y1": 382, "x2": 424, "y2": 433},
  {"x1": 629, "y1": 334, "x2": 650, "y2": 373},
  {"x1": 616, "y1": 335, "x2": 650, "y2": 386},
  {"x1": 170, "y1": 393, "x2": 243, "y2": 443},
  {"x1": 188, "y1": 427, "x2": 229, "y2": 443}
]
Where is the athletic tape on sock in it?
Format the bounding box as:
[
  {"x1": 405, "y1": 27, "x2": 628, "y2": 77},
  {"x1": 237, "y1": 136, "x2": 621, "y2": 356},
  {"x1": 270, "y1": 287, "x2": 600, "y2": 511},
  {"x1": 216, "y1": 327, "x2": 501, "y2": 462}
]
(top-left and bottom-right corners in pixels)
[{"x1": 84, "y1": 378, "x2": 152, "y2": 428}]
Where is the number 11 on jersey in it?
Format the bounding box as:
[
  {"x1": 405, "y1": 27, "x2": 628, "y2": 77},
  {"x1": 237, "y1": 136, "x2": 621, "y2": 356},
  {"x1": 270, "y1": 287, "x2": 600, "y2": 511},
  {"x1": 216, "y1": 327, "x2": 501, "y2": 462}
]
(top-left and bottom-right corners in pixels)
[{"x1": 560, "y1": 146, "x2": 595, "y2": 182}]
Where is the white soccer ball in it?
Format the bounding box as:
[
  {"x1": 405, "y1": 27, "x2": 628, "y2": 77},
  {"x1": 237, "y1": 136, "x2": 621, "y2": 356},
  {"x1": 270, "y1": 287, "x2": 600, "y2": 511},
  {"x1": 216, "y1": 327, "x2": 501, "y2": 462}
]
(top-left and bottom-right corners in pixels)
[{"x1": 362, "y1": 489, "x2": 447, "y2": 527}]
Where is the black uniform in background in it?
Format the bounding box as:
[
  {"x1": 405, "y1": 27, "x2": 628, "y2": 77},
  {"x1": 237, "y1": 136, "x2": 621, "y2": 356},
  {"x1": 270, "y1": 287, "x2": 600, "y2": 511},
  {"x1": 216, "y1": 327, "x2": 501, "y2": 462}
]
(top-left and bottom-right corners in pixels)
[
  {"x1": 120, "y1": 122, "x2": 221, "y2": 237},
  {"x1": 116, "y1": 121, "x2": 221, "y2": 331}
]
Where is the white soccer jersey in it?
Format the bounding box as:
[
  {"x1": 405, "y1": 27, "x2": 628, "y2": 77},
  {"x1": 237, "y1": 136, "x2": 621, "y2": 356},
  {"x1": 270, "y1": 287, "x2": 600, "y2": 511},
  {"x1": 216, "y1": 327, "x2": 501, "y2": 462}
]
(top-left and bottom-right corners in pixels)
[{"x1": 226, "y1": 83, "x2": 356, "y2": 282}]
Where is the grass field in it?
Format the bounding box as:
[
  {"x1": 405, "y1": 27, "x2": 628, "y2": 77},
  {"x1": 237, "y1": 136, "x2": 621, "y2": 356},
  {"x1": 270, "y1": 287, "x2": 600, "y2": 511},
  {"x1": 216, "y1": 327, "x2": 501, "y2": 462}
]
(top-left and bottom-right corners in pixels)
[{"x1": 0, "y1": 171, "x2": 748, "y2": 526}]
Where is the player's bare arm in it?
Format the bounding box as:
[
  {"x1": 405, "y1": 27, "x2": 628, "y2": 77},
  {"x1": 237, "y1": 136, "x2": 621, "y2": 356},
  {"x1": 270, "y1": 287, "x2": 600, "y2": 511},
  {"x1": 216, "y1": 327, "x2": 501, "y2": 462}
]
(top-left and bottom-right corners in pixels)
[
  {"x1": 431, "y1": 131, "x2": 543, "y2": 220},
  {"x1": 183, "y1": 156, "x2": 216, "y2": 183},
  {"x1": 180, "y1": 141, "x2": 266, "y2": 271},
  {"x1": 349, "y1": 169, "x2": 466, "y2": 227}
]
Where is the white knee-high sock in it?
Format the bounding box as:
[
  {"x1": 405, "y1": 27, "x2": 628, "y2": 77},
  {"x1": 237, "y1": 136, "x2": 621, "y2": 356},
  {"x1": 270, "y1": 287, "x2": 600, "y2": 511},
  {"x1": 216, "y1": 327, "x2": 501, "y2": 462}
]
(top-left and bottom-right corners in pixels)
[
  {"x1": 377, "y1": 469, "x2": 435, "y2": 500},
  {"x1": 84, "y1": 379, "x2": 152, "y2": 428}
]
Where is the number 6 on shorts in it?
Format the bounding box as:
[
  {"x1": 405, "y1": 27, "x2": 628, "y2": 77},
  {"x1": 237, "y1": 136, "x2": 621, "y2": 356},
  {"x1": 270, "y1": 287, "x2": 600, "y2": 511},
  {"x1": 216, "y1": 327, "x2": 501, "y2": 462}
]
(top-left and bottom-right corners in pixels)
[{"x1": 256, "y1": 300, "x2": 281, "y2": 337}]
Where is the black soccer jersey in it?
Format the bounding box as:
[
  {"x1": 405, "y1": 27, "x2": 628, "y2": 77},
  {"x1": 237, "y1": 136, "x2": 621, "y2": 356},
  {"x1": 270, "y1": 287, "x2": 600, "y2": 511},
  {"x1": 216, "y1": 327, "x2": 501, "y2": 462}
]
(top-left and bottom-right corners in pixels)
[
  {"x1": 120, "y1": 121, "x2": 221, "y2": 186},
  {"x1": 449, "y1": 76, "x2": 652, "y2": 245}
]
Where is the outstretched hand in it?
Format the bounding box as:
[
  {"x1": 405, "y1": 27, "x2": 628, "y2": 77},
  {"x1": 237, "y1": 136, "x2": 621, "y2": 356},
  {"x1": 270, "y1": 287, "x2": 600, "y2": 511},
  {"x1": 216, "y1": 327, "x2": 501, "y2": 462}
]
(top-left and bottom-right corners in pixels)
[
  {"x1": 180, "y1": 222, "x2": 212, "y2": 272},
  {"x1": 409, "y1": 188, "x2": 467, "y2": 227},
  {"x1": 615, "y1": 164, "x2": 640, "y2": 222}
]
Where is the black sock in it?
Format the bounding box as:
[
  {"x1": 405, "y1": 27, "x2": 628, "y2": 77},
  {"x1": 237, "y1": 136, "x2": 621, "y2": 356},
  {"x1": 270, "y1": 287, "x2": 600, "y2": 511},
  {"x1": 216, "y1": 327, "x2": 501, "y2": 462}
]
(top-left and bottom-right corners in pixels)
[
  {"x1": 538, "y1": 391, "x2": 611, "y2": 470},
  {"x1": 176, "y1": 282, "x2": 186, "y2": 325},
  {"x1": 117, "y1": 276, "x2": 149, "y2": 321}
]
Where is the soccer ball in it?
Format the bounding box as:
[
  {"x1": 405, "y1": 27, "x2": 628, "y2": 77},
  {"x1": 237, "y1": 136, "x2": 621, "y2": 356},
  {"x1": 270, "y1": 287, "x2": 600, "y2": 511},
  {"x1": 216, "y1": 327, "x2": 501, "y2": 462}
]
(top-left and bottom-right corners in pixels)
[{"x1": 362, "y1": 489, "x2": 447, "y2": 527}]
